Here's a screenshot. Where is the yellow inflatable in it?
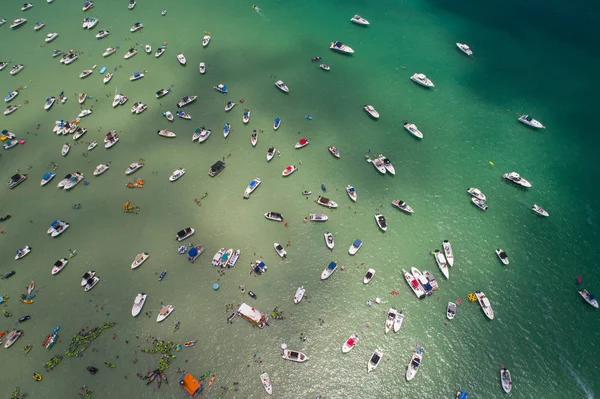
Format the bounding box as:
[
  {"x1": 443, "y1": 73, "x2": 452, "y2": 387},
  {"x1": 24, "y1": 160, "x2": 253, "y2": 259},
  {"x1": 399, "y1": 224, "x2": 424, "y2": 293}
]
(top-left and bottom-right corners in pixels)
[
  {"x1": 467, "y1": 293, "x2": 477, "y2": 302},
  {"x1": 33, "y1": 372, "x2": 42, "y2": 381}
]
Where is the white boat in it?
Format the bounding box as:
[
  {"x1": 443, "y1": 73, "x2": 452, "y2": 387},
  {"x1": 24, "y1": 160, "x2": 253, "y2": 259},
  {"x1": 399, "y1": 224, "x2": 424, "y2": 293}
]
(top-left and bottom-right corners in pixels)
[
  {"x1": 342, "y1": 334, "x2": 358, "y2": 353},
  {"x1": 3, "y1": 330, "x2": 23, "y2": 349},
  {"x1": 5, "y1": 91, "x2": 18, "y2": 103},
  {"x1": 156, "y1": 88, "x2": 170, "y2": 99},
  {"x1": 80, "y1": 271, "x2": 95, "y2": 286},
  {"x1": 265, "y1": 212, "x2": 284, "y2": 222},
  {"x1": 95, "y1": 29, "x2": 109, "y2": 39},
  {"x1": 321, "y1": 261, "x2": 338, "y2": 280},
  {"x1": 45, "y1": 33, "x2": 58, "y2": 43},
  {"x1": 128, "y1": 0, "x2": 136, "y2": 9},
  {"x1": 155, "y1": 46, "x2": 166, "y2": 58},
  {"x1": 496, "y1": 249, "x2": 509, "y2": 265},
  {"x1": 41, "y1": 172, "x2": 56, "y2": 186},
  {"x1": 177, "y1": 96, "x2": 197, "y2": 107},
  {"x1": 177, "y1": 53, "x2": 186, "y2": 65},
  {"x1": 104, "y1": 131, "x2": 119, "y2": 148},
  {"x1": 442, "y1": 240, "x2": 454, "y2": 267},
  {"x1": 112, "y1": 94, "x2": 122, "y2": 107},
  {"x1": 385, "y1": 307, "x2": 397, "y2": 333},
  {"x1": 88, "y1": 141, "x2": 97, "y2": 150},
  {"x1": 328, "y1": 145, "x2": 340, "y2": 158},
  {"x1": 471, "y1": 197, "x2": 488, "y2": 211},
  {"x1": 501, "y1": 368, "x2": 512, "y2": 393},
  {"x1": 132, "y1": 103, "x2": 147, "y2": 115},
  {"x1": 169, "y1": 168, "x2": 186, "y2": 182},
  {"x1": 79, "y1": 69, "x2": 93, "y2": 79},
  {"x1": 282, "y1": 349, "x2": 308, "y2": 363},
  {"x1": 244, "y1": 177, "x2": 261, "y2": 198},
  {"x1": 176, "y1": 227, "x2": 195, "y2": 241},
  {"x1": 21, "y1": 3, "x2": 34, "y2": 10},
  {"x1": 344, "y1": 185, "x2": 358, "y2": 202},
  {"x1": 34, "y1": 21, "x2": 45, "y2": 30},
  {"x1": 131, "y1": 252, "x2": 149, "y2": 269},
  {"x1": 319, "y1": 63, "x2": 331, "y2": 71},
  {"x1": 124, "y1": 48, "x2": 138, "y2": 59},
  {"x1": 406, "y1": 352, "x2": 423, "y2": 381},
  {"x1": 503, "y1": 172, "x2": 532, "y2": 187},
  {"x1": 11, "y1": 18, "x2": 27, "y2": 29},
  {"x1": 363, "y1": 105, "x2": 379, "y2": 119},
  {"x1": 144, "y1": 45, "x2": 151, "y2": 54},
  {"x1": 130, "y1": 72, "x2": 144, "y2": 81},
  {"x1": 130, "y1": 22, "x2": 143, "y2": 33},
  {"x1": 315, "y1": 196, "x2": 337, "y2": 208},
  {"x1": 61, "y1": 143, "x2": 71, "y2": 156},
  {"x1": 275, "y1": 80, "x2": 289, "y2": 93},
  {"x1": 243, "y1": 109, "x2": 251, "y2": 123},
  {"x1": 422, "y1": 270, "x2": 439, "y2": 291},
  {"x1": 225, "y1": 101, "x2": 235, "y2": 111},
  {"x1": 374, "y1": 213, "x2": 387, "y2": 232},
  {"x1": 51, "y1": 221, "x2": 69, "y2": 237},
  {"x1": 403, "y1": 269, "x2": 426, "y2": 298},
  {"x1": 378, "y1": 155, "x2": 395, "y2": 175},
  {"x1": 78, "y1": 109, "x2": 92, "y2": 118},
  {"x1": 578, "y1": 290, "x2": 599, "y2": 308},
  {"x1": 367, "y1": 349, "x2": 383, "y2": 373},
  {"x1": 86, "y1": 17, "x2": 98, "y2": 29},
  {"x1": 475, "y1": 291, "x2": 494, "y2": 320},
  {"x1": 15, "y1": 246, "x2": 31, "y2": 260},
  {"x1": 91, "y1": 164, "x2": 108, "y2": 177},
  {"x1": 51, "y1": 258, "x2": 68, "y2": 275},
  {"x1": 3, "y1": 140, "x2": 18, "y2": 149},
  {"x1": 324, "y1": 232, "x2": 334, "y2": 250},
  {"x1": 294, "y1": 286, "x2": 306, "y2": 304},
  {"x1": 63, "y1": 173, "x2": 84, "y2": 190},
  {"x1": 260, "y1": 373, "x2": 273, "y2": 395},
  {"x1": 131, "y1": 293, "x2": 147, "y2": 317},
  {"x1": 103, "y1": 73, "x2": 113, "y2": 84},
  {"x1": 364, "y1": 268, "x2": 375, "y2": 284},
  {"x1": 392, "y1": 200, "x2": 414, "y2": 213},
  {"x1": 163, "y1": 111, "x2": 174, "y2": 121},
  {"x1": 198, "y1": 62, "x2": 206, "y2": 74},
  {"x1": 225, "y1": 249, "x2": 240, "y2": 268},
  {"x1": 370, "y1": 157, "x2": 386, "y2": 174},
  {"x1": 44, "y1": 97, "x2": 56, "y2": 110},
  {"x1": 125, "y1": 162, "x2": 144, "y2": 175},
  {"x1": 10, "y1": 64, "x2": 25, "y2": 75},
  {"x1": 393, "y1": 311, "x2": 404, "y2": 332},
  {"x1": 4, "y1": 105, "x2": 19, "y2": 115},
  {"x1": 156, "y1": 304, "x2": 174, "y2": 322},
  {"x1": 273, "y1": 117, "x2": 281, "y2": 130},
  {"x1": 404, "y1": 122, "x2": 423, "y2": 138},
  {"x1": 78, "y1": 93, "x2": 87, "y2": 104},
  {"x1": 211, "y1": 248, "x2": 225, "y2": 266},
  {"x1": 0, "y1": 62, "x2": 8, "y2": 70},
  {"x1": 350, "y1": 14, "x2": 370, "y2": 25},
  {"x1": 202, "y1": 35, "x2": 211, "y2": 47},
  {"x1": 467, "y1": 187, "x2": 486, "y2": 201},
  {"x1": 266, "y1": 146, "x2": 276, "y2": 161},
  {"x1": 348, "y1": 239, "x2": 362, "y2": 255},
  {"x1": 274, "y1": 242, "x2": 287, "y2": 258},
  {"x1": 410, "y1": 73, "x2": 435, "y2": 88},
  {"x1": 82, "y1": 1, "x2": 95, "y2": 11},
  {"x1": 63, "y1": 54, "x2": 78, "y2": 65},
  {"x1": 532, "y1": 204, "x2": 549, "y2": 217},
  {"x1": 447, "y1": 302, "x2": 457, "y2": 320},
  {"x1": 310, "y1": 213, "x2": 328, "y2": 222},
  {"x1": 157, "y1": 129, "x2": 176, "y2": 138},
  {"x1": 249, "y1": 130, "x2": 258, "y2": 147},
  {"x1": 518, "y1": 114, "x2": 545, "y2": 129},
  {"x1": 330, "y1": 41, "x2": 354, "y2": 54},
  {"x1": 282, "y1": 165, "x2": 297, "y2": 177},
  {"x1": 434, "y1": 249, "x2": 449, "y2": 279},
  {"x1": 47, "y1": 220, "x2": 64, "y2": 234},
  {"x1": 456, "y1": 43, "x2": 473, "y2": 55},
  {"x1": 84, "y1": 276, "x2": 100, "y2": 292}
]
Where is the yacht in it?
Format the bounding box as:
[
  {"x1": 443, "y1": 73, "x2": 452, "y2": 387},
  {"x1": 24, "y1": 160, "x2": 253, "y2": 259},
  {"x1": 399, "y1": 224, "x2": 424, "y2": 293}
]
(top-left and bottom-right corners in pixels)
[
  {"x1": 392, "y1": 200, "x2": 414, "y2": 213},
  {"x1": 503, "y1": 172, "x2": 532, "y2": 187},
  {"x1": 475, "y1": 291, "x2": 494, "y2": 320},
  {"x1": 471, "y1": 197, "x2": 488, "y2": 211},
  {"x1": 374, "y1": 213, "x2": 387, "y2": 232},
  {"x1": 532, "y1": 204, "x2": 549, "y2": 217},
  {"x1": 495, "y1": 248, "x2": 509, "y2": 265},
  {"x1": 177, "y1": 53, "x2": 187, "y2": 65},
  {"x1": 404, "y1": 122, "x2": 423, "y2": 138},
  {"x1": 275, "y1": 80, "x2": 289, "y2": 93},
  {"x1": 434, "y1": 249, "x2": 449, "y2": 279},
  {"x1": 102, "y1": 47, "x2": 116, "y2": 57},
  {"x1": 518, "y1": 114, "x2": 545, "y2": 129},
  {"x1": 456, "y1": 43, "x2": 473, "y2": 55},
  {"x1": 330, "y1": 41, "x2": 354, "y2": 54},
  {"x1": 378, "y1": 155, "x2": 395, "y2": 175},
  {"x1": 350, "y1": 14, "x2": 370, "y2": 25},
  {"x1": 315, "y1": 195, "x2": 338, "y2": 208},
  {"x1": 125, "y1": 162, "x2": 144, "y2": 175},
  {"x1": 410, "y1": 73, "x2": 435, "y2": 87},
  {"x1": 11, "y1": 18, "x2": 28, "y2": 29},
  {"x1": 130, "y1": 22, "x2": 143, "y2": 33},
  {"x1": 467, "y1": 187, "x2": 486, "y2": 201}
]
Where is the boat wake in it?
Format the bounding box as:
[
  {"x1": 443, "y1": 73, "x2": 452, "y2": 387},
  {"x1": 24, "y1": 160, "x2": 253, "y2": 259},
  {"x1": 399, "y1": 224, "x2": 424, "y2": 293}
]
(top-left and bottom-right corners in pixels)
[
  {"x1": 252, "y1": 4, "x2": 265, "y2": 17},
  {"x1": 563, "y1": 356, "x2": 594, "y2": 399}
]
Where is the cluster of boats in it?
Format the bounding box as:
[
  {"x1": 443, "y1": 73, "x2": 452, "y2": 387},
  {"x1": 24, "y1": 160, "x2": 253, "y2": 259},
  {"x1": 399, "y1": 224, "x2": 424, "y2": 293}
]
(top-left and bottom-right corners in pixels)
[{"x1": 81, "y1": 270, "x2": 99, "y2": 292}]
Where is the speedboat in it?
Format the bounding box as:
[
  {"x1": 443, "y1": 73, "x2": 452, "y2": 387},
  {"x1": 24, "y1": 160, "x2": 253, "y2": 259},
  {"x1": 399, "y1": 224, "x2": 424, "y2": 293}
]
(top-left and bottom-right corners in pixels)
[
  {"x1": 467, "y1": 187, "x2": 486, "y2": 201},
  {"x1": 471, "y1": 197, "x2": 488, "y2": 211},
  {"x1": 319, "y1": 63, "x2": 331, "y2": 71},
  {"x1": 103, "y1": 73, "x2": 113, "y2": 84},
  {"x1": 410, "y1": 73, "x2": 435, "y2": 88},
  {"x1": 295, "y1": 137, "x2": 311, "y2": 149},
  {"x1": 403, "y1": 269, "x2": 425, "y2": 298},
  {"x1": 532, "y1": 204, "x2": 549, "y2": 217},
  {"x1": 88, "y1": 141, "x2": 97, "y2": 150},
  {"x1": 198, "y1": 62, "x2": 206, "y2": 74},
  {"x1": 156, "y1": 88, "x2": 170, "y2": 98},
  {"x1": 86, "y1": 17, "x2": 98, "y2": 29},
  {"x1": 342, "y1": 334, "x2": 358, "y2": 353},
  {"x1": 202, "y1": 35, "x2": 211, "y2": 47},
  {"x1": 500, "y1": 368, "x2": 512, "y2": 393},
  {"x1": 243, "y1": 108, "x2": 251, "y2": 123},
  {"x1": 197, "y1": 128, "x2": 211, "y2": 143},
  {"x1": 211, "y1": 248, "x2": 225, "y2": 266},
  {"x1": 79, "y1": 69, "x2": 93, "y2": 78},
  {"x1": 1, "y1": 130, "x2": 16, "y2": 139},
  {"x1": 321, "y1": 261, "x2": 338, "y2": 280},
  {"x1": 104, "y1": 131, "x2": 119, "y2": 148},
  {"x1": 169, "y1": 168, "x2": 186, "y2": 182},
  {"x1": 411, "y1": 267, "x2": 434, "y2": 294},
  {"x1": 34, "y1": 21, "x2": 45, "y2": 30},
  {"x1": 61, "y1": 143, "x2": 71, "y2": 156},
  {"x1": 164, "y1": 111, "x2": 174, "y2": 121},
  {"x1": 4, "y1": 330, "x2": 23, "y2": 349},
  {"x1": 265, "y1": 212, "x2": 284, "y2": 222},
  {"x1": 346, "y1": 185, "x2": 357, "y2": 201},
  {"x1": 82, "y1": 1, "x2": 95, "y2": 11},
  {"x1": 0, "y1": 20, "x2": 5, "y2": 26},
  {"x1": 176, "y1": 227, "x2": 195, "y2": 241},
  {"x1": 309, "y1": 213, "x2": 328, "y2": 222},
  {"x1": 364, "y1": 268, "x2": 375, "y2": 284},
  {"x1": 63, "y1": 172, "x2": 84, "y2": 190},
  {"x1": 51, "y1": 258, "x2": 68, "y2": 275},
  {"x1": 244, "y1": 177, "x2": 261, "y2": 198},
  {"x1": 260, "y1": 373, "x2": 273, "y2": 395},
  {"x1": 434, "y1": 249, "x2": 449, "y2": 279},
  {"x1": 128, "y1": 0, "x2": 136, "y2": 9},
  {"x1": 0, "y1": 62, "x2": 8, "y2": 70},
  {"x1": 177, "y1": 95, "x2": 197, "y2": 107},
  {"x1": 328, "y1": 145, "x2": 341, "y2": 158},
  {"x1": 274, "y1": 242, "x2": 287, "y2": 258},
  {"x1": 41, "y1": 172, "x2": 56, "y2": 186},
  {"x1": 363, "y1": 105, "x2": 379, "y2": 119},
  {"x1": 95, "y1": 29, "x2": 109, "y2": 39},
  {"x1": 156, "y1": 305, "x2": 174, "y2": 322},
  {"x1": 378, "y1": 155, "x2": 395, "y2": 175},
  {"x1": 124, "y1": 48, "x2": 137, "y2": 59},
  {"x1": 475, "y1": 291, "x2": 494, "y2": 320},
  {"x1": 406, "y1": 351, "x2": 423, "y2": 381},
  {"x1": 223, "y1": 123, "x2": 231, "y2": 137},
  {"x1": 282, "y1": 165, "x2": 296, "y2": 177},
  {"x1": 385, "y1": 307, "x2": 397, "y2": 333},
  {"x1": 131, "y1": 252, "x2": 149, "y2": 269},
  {"x1": 45, "y1": 33, "x2": 58, "y2": 42},
  {"x1": 4, "y1": 105, "x2": 19, "y2": 115},
  {"x1": 404, "y1": 122, "x2": 423, "y2": 138},
  {"x1": 394, "y1": 311, "x2": 404, "y2": 332},
  {"x1": 266, "y1": 146, "x2": 275, "y2": 161},
  {"x1": 15, "y1": 246, "x2": 31, "y2": 260},
  {"x1": 78, "y1": 109, "x2": 92, "y2": 118},
  {"x1": 3, "y1": 140, "x2": 18, "y2": 149},
  {"x1": 348, "y1": 239, "x2": 362, "y2": 255},
  {"x1": 130, "y1": 72, "x2": 144, "y2": 81},
  {"x1": 11, "y1": 18, "x2": 28, "y2": 29},
  {"x1": 56, "y1": 175, "x2": 71, "y2": 188},
  {"x1": 370, "y1": 157, "x2": 386, "y2": 174},
  {"x1": 282, "y1": 349, "x2": 308, "y2": 363},
  {"x1": 63, "y1": 54, "x2": 79, "y2": 64},
  {"x1": 316, "y1": 196, "x2": 338, "y2": 208},
  {"x1": 78, "y1": 93, "x2": 87, "y2": 104},
  {"x1": 214, "y1": 83, "x2": 227, "y2": 93},
  {"x1": 350, "y1": 14, "x2": 370, "y2": 25},
  {"x1": 330, "y1": 41, "x2": 354, "y2": 54},
  {"x1": 130, "y1": 22, "x2": 143, "y2": 33},
  {"x1": 22, "y1": 3, "x2": 34, "y2": 11},
  {"x1": 5, "y1": 91, "x2": 18, "y2": 102},
  {"x1": 324, "y1": 232, "x2": 334, "y2": 250},
  {"x1": 177, "y1": 53, "x2": 186, "y2": 65},
  {"x1": 273, "y1": 117, "x2": 281, "y2": 130},
  {"x1": 84, "y1": 276, "x2": 100, "y2": 292},
  {"x1": 275, "y1": 80, "x2": 289, "y2": 93},
  {"x1": 578, "y1": 289, "x2": 599, "y2": 308},
  {"x1": 518, "y1": 114, "x2": 545, "y2": 129},
  {"x1": 392, "y1": 200, "x2": 414, "y2": 213},
  {"x1": 374, "y1": 213, "x2": 387, "y2": 232},
  {"x1": 442, "y1": 240, "x2": 454, "y2": 267},
  {"x1": 503, "y1": 171, "x2": 532, "y2": 187},
  {"x1": 10, "y1": 64, "x2": 25, "y2": 75},
  {"x1": 227, "y1": 249, "x2": 240, "y2": 268},
  {"x1": 447, "y1": 302, "x2": 457, "y2": 320},
  {"x1": 93, "y1": 164, "x2": 109, "y2": 176},
  {"x1": 367, "y1": 349, "x2": 383, "y2": 373},
  {"x1": 145, "y1": 45, "x2": 151, "y2": 54},
  {"x1": 131, "y1": 293, "x2": 147, "y2": 316},
  {"x1": 125, "y1": 162, "x2": 144, "y2": 175},
  {"x1": 155, "y1": 46, "x2": 166, "y2": 57},
  {"x1": 456, "y1": 43, "x2": 473, "y2": 55},
  {"x1": 225, "y1": 101, "x2": 235, "y2": 111},
  {"x1": 81, "y1": 271, "x2": 95, "y2": 286},
  {"x1": 495, "y1": 248, "x2": 509, "y2": 265}
]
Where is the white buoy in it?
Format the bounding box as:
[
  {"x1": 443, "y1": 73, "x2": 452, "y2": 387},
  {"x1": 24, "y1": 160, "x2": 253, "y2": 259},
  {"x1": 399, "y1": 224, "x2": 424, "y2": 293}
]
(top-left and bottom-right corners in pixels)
[
  {"x1": 374, "y1": 297, "x2": 381, "y2": 304},
  {"x1": 281, "y1": 343, "x2": 287, "y2": 350}
]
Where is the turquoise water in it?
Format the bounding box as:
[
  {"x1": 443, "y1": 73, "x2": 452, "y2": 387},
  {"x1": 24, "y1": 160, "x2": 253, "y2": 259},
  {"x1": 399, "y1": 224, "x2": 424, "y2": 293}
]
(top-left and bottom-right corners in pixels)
[{"x1": 0, "y1": 0, "x2": 599, "y2": 398}]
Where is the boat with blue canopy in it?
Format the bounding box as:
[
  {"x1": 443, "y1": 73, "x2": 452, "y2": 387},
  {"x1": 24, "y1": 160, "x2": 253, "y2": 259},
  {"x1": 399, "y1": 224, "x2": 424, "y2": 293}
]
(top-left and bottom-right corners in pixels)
[
  {"x1": 321, "y1": 261, "x2": 338, "y2": 280},
  {"x1": 456, "y1": 392, "x2": 468, "y2": 399}
]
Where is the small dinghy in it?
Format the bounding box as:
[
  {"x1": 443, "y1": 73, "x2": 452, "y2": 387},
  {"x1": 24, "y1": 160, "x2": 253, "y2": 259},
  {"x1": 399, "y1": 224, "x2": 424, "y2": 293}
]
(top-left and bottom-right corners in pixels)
[
  {"x1": 282, "y1": 349, "x2": 308, "y2": 363},
  {"x1": 342, "y1": 334, "x2": 358, "y2": 353},
  {"x1": 294, "y1": 286, "x2": 305, "y2": 304},
  {"x1": 324, "y1": 232, "x2": 334, "y2": 250}
]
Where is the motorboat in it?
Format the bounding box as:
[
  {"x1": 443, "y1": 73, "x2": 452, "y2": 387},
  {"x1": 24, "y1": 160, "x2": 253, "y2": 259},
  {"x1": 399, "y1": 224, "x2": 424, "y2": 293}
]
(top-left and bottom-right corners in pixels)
[
  {"x1": 518, "y1": 114, "x2": 545, "y2": 129},
  {"x1": 266, "y1": 147, "x2": 275, "y2": 161},
  {"x1": 4, "y1": 330, "x2": 23, "y2": 349},
  {"x1": 144, "y1": 44, "x2": 151, "y2": 54},
  {"x1": 394, "y1": 311, "x2": 404, "y2": 332},
  {"x1": 103, "y1": 73, "x2": 113, "y2": 84},
  {"x1": 385, "y1": 307, "x2": 397, "y2": 333},
  {"x1": 328, "y1": 146, "x2": 340, "y2": 158},
  {"x1": 197, "y1": 128, "x2": 211, "y2": 143},
  {"x1": 319, "y1": 63, "x2": 331, "y2": 71},
  {"x1": 406, "y1": 351, "x2": 423, "y2": 381},
  {"x1": 155, "y1": 46, "x2": 166, "y2": 57},
  {"x1": 346, "y1": 185, "x2": 357, "y2": 202},
  {"x1": 82, "y1": 1, "x2": 95, "y2": 11},
  {"x1": 188, "y1": 244, "x2": 205, "y2": 263},
  {"x1": 260, "y1": 373, "x2": 272, "y2": 395},
  {"x1": 128, "y1": 0, "x2": 136, "y2": 9},
  {"x1": 130, "y1": 251, "x2": 150, "y2": 270},
  {"x1": 309, "y1": 213, "x2": 328, "y2": 222},
  {"x1": 125, "y1": 162, "x2": 144, "y2": 175},
  {"x1": 0, "y1": 62, "x2": 8, "y2": 70},
  {"x1": 282, "y1": 349, "x2": 308, "y2": 363},
  {"x1": 321, "y1": 261, "x2": 338, "y2": 280},
  {"x1": 495, "y1": 249, "x2": 509, "y2": 265},
  {"x1": 63, "y1": 172, "x2": 84, "y2": 190},
  {"x1": 501, "y1": 368, "x2": 512, "y2": 393},
  {"x1": 392, "y1": 200, "x2": 414, "y2": 213},
  {"x1": 503, "y1": 172, "x2": 532, "y2": 187},
  {"x1": 202, "y1": 35, "x2": 211, "y2": 47},
  {"x1": 4, "y1": 105, "x2": 19, "y2": 115},
  {"x1": 447, "y1": 302, "x2": 457, "y2": 320},
  {"x1": 275, "y1": 80, "x2": 289, "y2": 93},
  {"x1": 157, "y1": 129, "x2": 176, "y2": 138},
  {"x1": 41, "y1": 172, "x2": 56, "y2": 186},
  {"x1": 79, "y1": 69, "x2": 93, "y2": 79},
  {"x1": 422, "y1": 270, "x2": 438, "y2": 291},
  {"x1": 78, "y1": 93, "x2": 87, "y2": 104},
  {"x1": 176, "y1": 227, "x2": 195, "y2": 242},
  {"x1": 169, "y1": 168, "x2": 186, "y2": 182},
  {"x1": 434, "y1": 249, "x2": 449, "y2": 279},
  {"x1": 404, "y1": 122, "x2": 423, "y2": 138},
  {"x1": 63, "y1": 53, "x2": 79, "y2": 64},
  {"x1": 164, "y1": 111, "x2": 174, "y2": 121},
  {"x1": 129, "y1": 71, "x2": 144, "y2": 81},
  {"x1": 367, "y1": 349, "x2": 383, "y2": 373},
  {"x1": 316, "y1": 196, "x2": 338, "y2": 208},
  {"x1": 5, "y1": 91, "x2": 18, "y2": 103},
  {"x1": 265, "y1": 212, "x2": 284, "y2": 222},
  {"x1": 124, "y1": 48, "x2": 138, "y2": 59},
  {"x1": 350, "y1": 14, "x2": 370, "y2": 25},
  {"x1": 456, "y1": 42, "x2": 473, "y2": 55},
  {"x1": 10, "y1": 64, "x2": 25, "y2": 75},
  {"x1": 363, "y1": 105, "x2": 379, "y2": 119},
  {"x1": 15, "y1": 246, "x2": 31, "y2": 260},
  {"x1": 211, "y1": 248, "x2": 225, "y2": 266},
  {"x1": 360, "y1": 268, "x2": 375, "y2": 285},
  {"x1": 84, "y1": 276, "x2": 100, "y2": 292},
  {"x1": 34, "y1": 21, "x2": 45, "y2": 30},
  {"x1": 1, "y1": 130, "x2": 16, "y2": 140},
  {"x1": 177, "y1": 95, "x2": 197, "y2": 107},
  {"x1": 274, "y1": 242, "x2": 287, "y2": 258},
  {"x1": 302, "y1": 190, "x2": 312, "y2": 196},
  {"x1": 475, "y1": 291, "x2": 494, "y2": 319},
  {"x1": 198, "y1": 62, "x2": 206, "y2": 74},
  {"x1": 410, "y1": 73, "x2": 435, "y2": 88},
  {"x1": 177, "y1": 53, "x2": 186, "y2": 65},
  {"x1": 0, "y1": 20, "x2": 5, "y2": 26},
  {"x1": 282, "y1": 165, "x2": 297, "y2": 177},
  {"x1": 56, "y1": 175, "x2": 71, "y2": 188},
  {"x1": 78, "y1": 109, "x2": 92, "y2": 118},
  {"x1": 131, "y1": 293, "x2": 147, "y2": 316},
  {"x1": 86, "y1": 17, "x2": 98, "y2": 29},
  {"x1": 3, "y1": 140, "x2": 18, "y2": 151},
  {"x1": 112, "y1": 95, "x2": 122, "y2": 107},
  {"x1": 11, "y1": 18, "x2": 28, "y2": 29},
  {"x1": 225, "y1": 101, "x2": 235, "y2": 111},
  {"x1": 93, "y1": 164, "x2": 109, "y2": 176},
  {"x1": 324, "y1": 232, "x2": 334, "y2": 250},
  {"x1": 467, "y1": 187, "x2": 486, "y2": 201},
  {"x1": 403, "y1": 269, "x2": 426, "y2": 298},
  {"x1": 273, "y1": 117, "x2": 281, "y2": 130},
  {"x1": 95, "y1": 29, "x2": 109, "y2": 39},
  {"x1": 471, "y1": 197, "x2": 488, "y2": 211},
  {"x1": 442, "y1": 240, "x2": 454, "y2": 267},
  {"x1": 330, "y1": 41, "x2": 354, "y2": 54},
  {"x1": 341, "y1": 334, "x2": 358, "y2": 354},
  {"x1": 21, "y1": 3, "x2": 34, "y2": 10},
  {"x1": 226, "y1": 249, "x2": 240, "y2": 268},
  {"x1": 130, "y1": 22, "x2": 143, "y2": 33},
  {"x1": 532, "y1": 204, "x2": 549, "y2": 217},
  {"x1": 244, "y1": 177, "x2": 261, "y2": 198},
  {"x1": 370, "y1": 157, "x2": 386, "y2": 174},
  {"x1": 578, "y1": 290, "x2": 599, "y2": 308},
  {"x1": 51, "y1": 221, "x2": 69, "y2": 238},
  {"x1": 374, "y1": 213, "x2": 387, "y2": 232},
  {"x1": 51, "y1": 258, "x2": 68, "y2": 275},
  {"x1": 104, "y1": 131, "x2": 119, "y2": 148},
  {"x1": 156, "y1": 88, "x2": 170, "y2": 98},
  {"x1": 45, "y1": 33, "x2": 58, "y2": 43},
  {"x1": 208, "y1": 160, "x2": 226, "y2": 176},
  {"x1": 61, "y1": 143, "x2": 71, "y2": 156},
  {"x1": 411, "y1": 267, "x2": 434, "y2": 294},
  {"x1": 88, "y1": 141, "x2": 97, "y2": 150},
  {"x1": 378, "y1": 155, "x2": 395, "y2": 175},
  {"x1": 243, "y1": 108, "x2": 251, "y2": 123},
  {"x1": 214, "y1": 83, "x2": 227, "y2": 93},
  {"x1": 8, "y1": 173, "x2": 27, "y2": 189},
  {"x1": 156, "y1": 304, "x2": 174, "y2": 322},
  {"x1": 348, "y1": 239, "x2": 362, "y2": 255},
  {"x1": 81, "y1": 271, "x2": 95, "y2": 286}
]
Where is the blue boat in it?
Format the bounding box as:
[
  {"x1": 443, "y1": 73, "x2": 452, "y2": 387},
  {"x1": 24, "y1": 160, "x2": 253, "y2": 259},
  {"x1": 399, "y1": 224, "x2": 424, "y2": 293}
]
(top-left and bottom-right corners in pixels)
[
  {"x1": 159, "y1": 270, "x2": 167, "y2": 281},
  {"x1": 457, "y1": 392, "x2": 468, "y2": 399},
  {"x1": 99, "y1": 66, "x2": 107, "y2": 74},
  {"x1": 214, "y1": 84, "x2": 227, "y2": 93},
  {"x1": 321, "y1": 184, "x2": 327, "y2": 192},
  {"x1": 41, "y1": 171, "x2": 56, "y2": 186},
  {"x1": 273, "y1": 117, "x2": 281, "y2": 130}
]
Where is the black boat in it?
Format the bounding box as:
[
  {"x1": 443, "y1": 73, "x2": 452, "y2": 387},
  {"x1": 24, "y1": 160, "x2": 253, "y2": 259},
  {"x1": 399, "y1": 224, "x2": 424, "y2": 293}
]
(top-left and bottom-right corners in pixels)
[
  {"x1": 208, "y1": 160, "x2": 225, "y2": 177},
  {"x1": 8, "y1": 173, "x2": 27, "y2": 189},
  {"x1": 248, "y1": 291, "x2": 257, "y2": 299},
  {"x1": 18, "y1": 315, "x2": 31, "y2": 322},
  {"x1": 87, "y1": 366, "x2": 98, "y2": 375},
  {"x1": 1, "y1": 270, "x2": 15, "y2": 279},
  {"x1": 0, "y1": 215, "x2": 10, "y2": 222}
]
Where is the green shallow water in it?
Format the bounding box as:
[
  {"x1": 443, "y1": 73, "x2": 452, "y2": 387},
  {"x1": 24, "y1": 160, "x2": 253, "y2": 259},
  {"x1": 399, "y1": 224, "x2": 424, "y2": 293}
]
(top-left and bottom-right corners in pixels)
[{"x1": 0, "y1": 0, "x2": 599, "y2": 398}]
